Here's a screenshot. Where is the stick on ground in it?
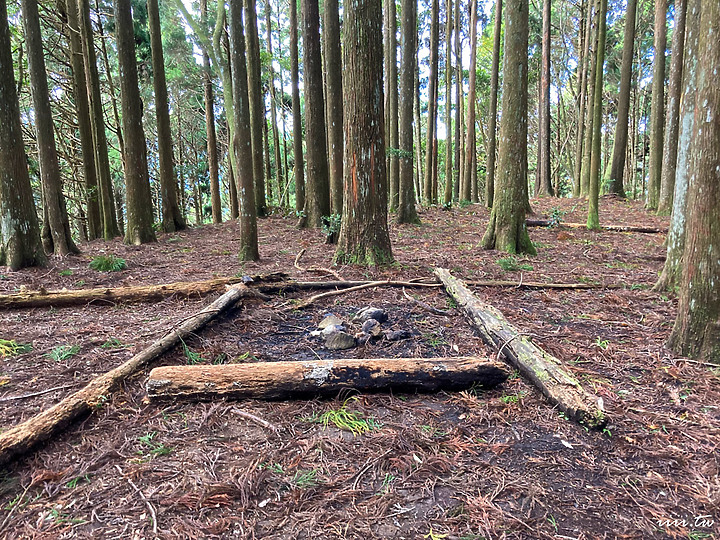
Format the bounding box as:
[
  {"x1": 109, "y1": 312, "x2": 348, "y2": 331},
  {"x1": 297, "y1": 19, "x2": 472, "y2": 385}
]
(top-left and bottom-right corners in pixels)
[
  {"x1": 435, "y1": 268, "x2": 607, "y2": 429},
  {"x1": 0, "y1": 284, "x2": 260, "y2": 467}
]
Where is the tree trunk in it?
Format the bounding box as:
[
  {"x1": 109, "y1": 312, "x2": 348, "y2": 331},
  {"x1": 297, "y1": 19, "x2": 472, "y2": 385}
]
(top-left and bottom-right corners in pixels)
[
  {"x1": 646, "y1": 0, "x2": 666, "y2": 210},
  {"x1": 657, "y1": 0, "x2": 686, "y2": 215},
  {"x1": 580, "y1": 0, "x2": 599, "y2": 197},
  {"x1": 148, "y1": 0, "x2": 186, "y2": 233},
  {"x1": 230, "y1": 0, "x2": 260, "y2": 260},
  {"x1": 22, "y1": 0, "x2": 79, "y2": 256},
  {"x1": 654, "y1": 0, "x2": 698, "y2": 292},
  {"x1": 586, "y1": 0, "x2": 607, "y2": 230},
  {"x1": 266, "y1": 7, "x2": 283, "y2": 208},
  {"x1": 387, "y1": 0, "x2": 400, "y2": 211},
  {"x1": 147, "y1": 357, "x2": 508, "y2": 400},
  {"x1": 461, "y1": 0, "x2": 478, "y2": 203},
  {"x1": 0, "y1": 0, "x2": 45, "y2": 269},
  {"x1": 88, "y1": 0, "x2": 122, "y2": 239},
  {"x1": 115, "y1": 0, "x2": 156, "y2": 244},
  {"x1": 572, "y1": 0, "x2": 590, "y2": 197},
  {"x1": 301, "y1": 0, "x2": 331, "y2": 227},
  {"x1": 537, "y1": 0, "x2": 553, "y2": 197},
  {"x1": 481, "y1": 0, "x2": 535, "y2": 255},
  {"x1": 324, "y1": 0, "x2": 344, "y2": 215},
  {"x1": 290, "y1": 0, "x2": 305, "y2": 213},
  {"x1": 605, "y1": 0, "x2": 637, "y2": 197},
  {"x1": 667, "y1": 0, "x2": 720, "y2": 362},
  {"x1": 422, "y1": 0, "x2": 440, "y2": 205},
  {"x1": 442, "y1": 0, "x2": 453, "y2": 205},
  {"x1": 335, "y1": 0, "x2": 393, "y2": 265},
  {"x1": 64, "y1": 0, "x2": 101, "y2": 240},
  {"x1": 200, "y1": 0, "x2": 221, "y2": 224},
  {"x1": 396, "y1": 0, "x2": 421, "y2": 224},
  {"x1": 435, "y1": 268, "x2": 607, "y2": 428},
  {"x1": 485, "y1": 0, "x2": 503, "y2": 207}
]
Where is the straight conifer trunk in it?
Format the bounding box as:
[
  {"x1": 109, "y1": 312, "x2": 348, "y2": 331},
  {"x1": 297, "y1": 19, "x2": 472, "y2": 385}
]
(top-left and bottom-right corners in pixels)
[
  {"x1": 324, "y1": 0, "x2": 344, "y2": 215},
  {"x1": 462, "y1": 0, "x2": 478, "y2": 202},
  {"x1": 290, "y1": 0, "x2": 305, "y2": 213},
  {"x1": 537, "y1": 0, "x2": 553, "y2": 197},
  {"x1": 200, "y1": 0, "x2": 221, "y2": 224},
  {"x1": 586, "y1": 0, "x2": 606, "y2": 229},
  {"x1": 572, "y1": 0, "x2": 591, "y2": 197},
  {"x1": 646, "y1": 0, "x2": 666, "y2": 210},
  {"x1": 0, "y1": 0, "x2": 45, "y2": 269},
  {"x1": 387, "y1": 0, "x2": 399, "y2": 211},
  {"x1": 443, "y1": 0, "x2": 453, "y2": 205},
  {"x1": 423, "y1": 0, "x2": 440, "y2": 205},
  {"x1": 485, "y1": 0, "x2": 502, "y2": 207}
]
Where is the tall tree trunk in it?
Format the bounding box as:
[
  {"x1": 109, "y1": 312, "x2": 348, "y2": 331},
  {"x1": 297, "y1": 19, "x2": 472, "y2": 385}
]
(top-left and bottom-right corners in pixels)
[
  {"x1": 646, "y1": 0, "x2": 666, "y2": 210},
  {"x1": 453, "y1": 0, "x2": 461, "y2": 201},
  {"x1": 244, "y1": 0, "x2": 267, "y2": 216},
  {"x1": 83, "y1": 0, "x2": 120, "y2": 239},
  {"x1": 657, "y1": 0, "x2": 686, "y2": 215},
  {"x1": 266, "y1": 4, "x2": 282, "y2": 208},
  {"x1": 290, "y1": 0, "x2": 305, "y2": 213},
  {"x1": 22, "y1": 0, "x2": 79, "y2": 256},
  {"x1": 667, "y1": 0, "x2": 720, "y2": 362},
  {"x1": 654, "y1": 0, "x2": 698, "y2": 292},
  {"x1": 115, "y1": 0, "x2": 156, "y2": 245},
  {"x1": 387, "y1": 0, "x2": 399, "y2": 211},
  {"x1": 64, "y1": 0, "x2": 101, "y2": 240},
  {"x1": 323, "y1": 0, "x2": 344, "y2": 215},
  {"x1": 300, "y1": 0, "x2": 330, "y2": 227},
  {"x1": 443, "y1": 0, "x2": 453, "y2": 205},
  {"x1": 147, "y1": 0, "x2": 186, "y2": 233},
  {"x1": 586, "y1": 0, "x2": 607, "y2": 229},
  {"x1": 423, "y1": 0, "x2": 440, "y2": 205},
  {"x1": 572, "y1": 0, "x2": 590, "y2": 197},
  {"x1": 229, "y1": 0, "x2": 259, "y2": 260},
  {"x1": 0, "y1": 0, "x2": 45, "y2": 269},
  {"x1": 200, "y1": 0, "x2": 221, "y2": 224},
  {"x1": 537, "y1": 0, "x2": 553, "y2": 197},
  {"x1": 414, "y1": 56, "x2": 423, "y2": 199},
  {"x1": 462, "y1": 0, "x2": 478, "y2": 202},
  {"x1": 485, "y1": 0, "x2": 502, "y2": 207},
  {"x1": 396, "y1": 0, "x2": 421, "y2": 224},
  {"x1": 482, "y1": 0, "x2": 535, "y2": 255},
  {"x1": 580, "y1": 0, "x2": 599, "y2": 197},
  {"x1": 605, "y1": 0, "x2": 637, "y2": 197},
  {"x1": 335, "y1": 0, "x2": 393, "y2": 265}
]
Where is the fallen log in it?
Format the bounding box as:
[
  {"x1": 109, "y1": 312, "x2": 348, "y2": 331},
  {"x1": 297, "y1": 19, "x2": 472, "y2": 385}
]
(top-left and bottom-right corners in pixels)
[
  {"x1": 146, "y1": 357, "x2": 509, "y2": 400},
  {"x1": 0, "y1": 272, "x2": 286, "y2": 309},
  {"x1": 0, "y1": 284, "x2": 262, "y2": 467},
  {"x1": 526, "y1": 219, "x2": 667, "y2": 234},
  {"x1": 435, "y1": 268, "x2": 607, "y2": 429}
]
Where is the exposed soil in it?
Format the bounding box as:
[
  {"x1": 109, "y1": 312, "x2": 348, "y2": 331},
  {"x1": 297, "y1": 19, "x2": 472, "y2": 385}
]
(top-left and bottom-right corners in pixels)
[{"x1": 1, "y1": 197, "x2": 718, "y2": 539}]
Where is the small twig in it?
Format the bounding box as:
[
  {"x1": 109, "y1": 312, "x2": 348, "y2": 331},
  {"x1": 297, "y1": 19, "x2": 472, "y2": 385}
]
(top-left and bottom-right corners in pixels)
[
  {"x1": 351, "y1": 449, "x2": 393, "y2": 490},
  {"x1": 0, "y1": 483, "x2": 30, "y2": 530},
  {"x1": 288, "y1": 280, "x2": 388, "y2": 310},
  {"x1": 0, "y1": 384, "x2": 76, "y2": 402},
  {"x1": 294, "y1": 249, "x2": 344, "y2": 281},
  {"x1": 231, "y1": 408, "x2": 279, "y2": 433},
  {"x1": 115, "y1": 465, "x2": 158, "y2": 534},
  {"x1": 401, "y1": 288, "x2": 452, "y2": 316}
]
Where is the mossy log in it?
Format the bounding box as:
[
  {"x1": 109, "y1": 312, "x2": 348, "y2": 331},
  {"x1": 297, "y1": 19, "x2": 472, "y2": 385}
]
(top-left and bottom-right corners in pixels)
[
  {"x1": 146, "y1": 357, "x2": 509, "y2": 400},
  {"x1": 526, "y1": 219, "x2": 666, "y2": 234},
  {"x1": 435, "y1": 268, "x2": 607, "y2": 429},
  {"x1": 0, "y1": 284, "x2": 258, "y2": 467}
]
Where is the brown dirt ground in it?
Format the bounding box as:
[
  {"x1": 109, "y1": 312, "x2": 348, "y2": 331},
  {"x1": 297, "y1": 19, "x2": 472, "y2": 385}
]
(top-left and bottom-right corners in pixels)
[{"x1": 0, "y1": 196, "x2": 718, "y2": 539}]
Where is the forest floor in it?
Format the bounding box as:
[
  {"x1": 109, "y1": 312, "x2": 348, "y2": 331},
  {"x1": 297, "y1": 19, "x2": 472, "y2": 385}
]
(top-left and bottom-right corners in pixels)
[{"x1": 0, "y1": 196, "x2": 718, "y2": 539}]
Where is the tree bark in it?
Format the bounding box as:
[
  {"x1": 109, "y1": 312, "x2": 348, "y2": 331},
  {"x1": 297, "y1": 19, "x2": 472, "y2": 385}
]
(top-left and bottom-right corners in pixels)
[
  {"x1": 324, "y1": 0, "x2": 344, "y2": 215},
  {"x1": 442, "y1": 0, "x2": 453, "y2": 205},
  {"x1": 657, "y1": 0, "x2": 686, "y2": 215},
  {"x1": 0, "y1": 285, "x2": 258, "y2": 468},
  {"x1": 22, "y1": 0, "x2": 79, "y2": 256},
  {"x1": 147, "y1": 0, "x2": 186, "y2": 233},
  {"x1": 461, "y1": 0, "x2": 478, "y2": 203},
  {"x1": 289, "y1": 0, "x2": 305, "y2": 213},
  {"x1": 485, "y1": 0, "x2": 503, "y2": 207},
  {"x1": 301, "y1": 0, "x2": 331, "y2": 227},
  {"x1": 646, "y1": 0, "x2": 666, "y2": 210},
  {"x1": 435, "y1": 268, "x2": 607, "y2": 428},
  {"x1": 116, "y1": 0, "x2": 156, "y2": 244},
  {"x1": 0, "y1": 0, "x2": 45, "y2": 270},
  {"x1": 604, "y1": 0, "x2": 637, "y2": 197},
  {"x1": 230, "y1": 0, "x2": 260, "y2": 260},
  {"x1": 654, "y1": 0, "x2": 698, "y2": 292},
  {"x1": 265, "y1": 3, "x2": 281, "y2": 208},
  {"x1": 586, "y1": 0, "x2": 607, "y2": 230},
  {"x1": 335, "y1": 0, "x2": 393, "y2": 265},
  {"x1": 537, "y1": 0, "x2": 553, "y2": 197},
  {"x1": 572, "y1": 0, "x2": 590, "y2": 198},
  {"x1": 422, "y1": 0, "x2": 440, "y2": 205},
  {"x1": 580, "y1": 0, "x2": 599, "y2": 198},
  {"x1": 667, "y1": 0, "x2": 720, "y2": 362},
  {"x1": 482, "y1": 0, "x2": 535, "y2": 255},
  {"x1": 387, "y1": 0, "x2": 399, "y2": 211},
  {"x1": 396, "y1": 0, "x2": 421, "y2": 224}
]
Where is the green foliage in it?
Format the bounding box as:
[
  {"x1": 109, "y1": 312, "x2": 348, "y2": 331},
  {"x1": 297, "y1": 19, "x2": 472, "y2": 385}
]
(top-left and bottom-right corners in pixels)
[
  {"x1": 47, "y1": 345, "x2": 80, "y2": 362},
  {"x1": 595, "y1": 337, "x2": 610, "y2": 350},
  {"x1": 497, "y1": 256, "x2": 533, "y2": 272},
  {"x1": 101, "y1": 338, "x2": 130, "y2": 349},
  {"x1": 500, "y1": 391, "x2": 526, "y2": 404},
  {"x1": 181, "y1": 341, "x2": 205, "y2": 365},
  {"x1": 311, "y1": 398, "x2": 380, "y2": 436},
  {"x1": 458, "y1": 199, "x2": 473, "y2": 208},
  {"x1": 137, "y1": 431, "x2": 172, "y2": 458},
  {"x1": 321, "y1": 213, "x2": 342, "y2": 237},
  {"x1": 89, "y1": 255, "x2": 127, "y2": 272},
  {"x1": 0, "y1": 339, "x2": 32, "y2": 357},
  {"x1": 58, "y1": 269, "x2": 73, "y2": 277},
  {"x1": 291, "y1": 469, "x2": 319, "y2": 488},
  {"x1": 65, "y1": 474, "x2": 91, "y2": 489},
  {"x1": 547, "y1": 207, "x2": 567, "y2": 227}
]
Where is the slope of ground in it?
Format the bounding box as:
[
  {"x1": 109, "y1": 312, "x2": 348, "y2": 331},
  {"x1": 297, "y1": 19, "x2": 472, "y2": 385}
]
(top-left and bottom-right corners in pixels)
[{"x1": 0, "y1": 197, "x2": 717, "y2": 539}]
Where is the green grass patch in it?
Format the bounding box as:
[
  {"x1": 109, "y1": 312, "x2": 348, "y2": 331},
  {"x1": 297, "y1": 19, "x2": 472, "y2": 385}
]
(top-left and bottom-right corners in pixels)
[
  {"x1": 47, "y1": 344, "x2": 80, "y2": 362},
  {"x1": 497, "y1": 256, "x2": 533, "y2": 272},
  {"x1": 89, "y1": 255, "x2": 126, "y2": 272},
  {"x1": 0, "y1": 339, "x2": 32, "y2": 357},
  {"x1": 310, "y1": 398, "x2": 381, "y2": 435}
]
